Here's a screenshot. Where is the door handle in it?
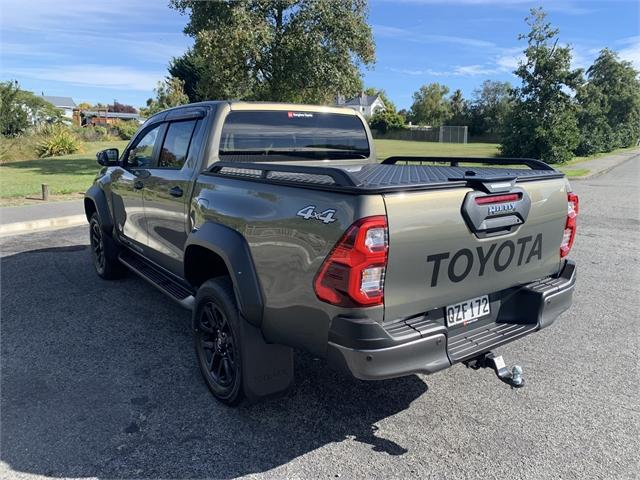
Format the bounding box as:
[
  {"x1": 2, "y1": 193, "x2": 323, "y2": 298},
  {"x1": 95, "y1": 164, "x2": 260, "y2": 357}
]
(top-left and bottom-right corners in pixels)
[
  {"x1": 134, "y1": 180, "x2": 144, "y2": 190},
  {"x1": 169, "y1": 186, "x2": 183, "y2": 198}
]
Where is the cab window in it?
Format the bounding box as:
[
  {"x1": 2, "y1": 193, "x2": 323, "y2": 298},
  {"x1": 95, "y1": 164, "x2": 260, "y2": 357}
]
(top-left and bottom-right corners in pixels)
[
  {"x1": 127, "y1": 125, "x2": 161, "y2": 168},
  {"x1": 157, "y1": 120, "x2": 198, "y2": 169}
]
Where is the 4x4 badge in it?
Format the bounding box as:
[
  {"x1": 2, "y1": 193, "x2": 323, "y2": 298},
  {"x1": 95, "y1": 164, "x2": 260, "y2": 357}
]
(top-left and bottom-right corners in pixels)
[{"x1": 296, "y1": 205, "x2": 337, "y2": 224}]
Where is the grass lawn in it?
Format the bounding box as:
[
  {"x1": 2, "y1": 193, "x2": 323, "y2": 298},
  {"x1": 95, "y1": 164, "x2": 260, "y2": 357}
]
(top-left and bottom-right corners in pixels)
[
  {"x1": 0, "y1": 139, "x2": 500, "y2": 205},
  {"x1": 557, "y1": 145, "x2": 640, "y2": 177},
  {"x1": 0, "y1": 141, "x2": 128, "y2": 202},
  {"x1": 560, "y1": 168, "x2": 591, "y2": 178},
  {"x1": 374, "y1": 139, "x2": 500, "y2": 160},
  {"x1": 564, "y1": 145, "x2": 640, "y2": 166},
  {"x1": 1, "y1": 138, "x2": 636, "y2": 206}
]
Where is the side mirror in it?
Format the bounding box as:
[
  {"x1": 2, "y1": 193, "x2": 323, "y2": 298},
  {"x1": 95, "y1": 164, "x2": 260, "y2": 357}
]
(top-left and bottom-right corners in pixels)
[{"x1": 96, "y1": 148, "x2": 119, "y2": 166}]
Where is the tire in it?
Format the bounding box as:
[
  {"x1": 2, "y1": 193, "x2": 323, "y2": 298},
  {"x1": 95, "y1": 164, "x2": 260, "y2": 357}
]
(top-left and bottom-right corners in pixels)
[
  {"x1": 89, "y1": 212, "x2": 124, "y2": 280},
  {"x1": 193, "y1": 277, "x2": 244, "y2": 406}
]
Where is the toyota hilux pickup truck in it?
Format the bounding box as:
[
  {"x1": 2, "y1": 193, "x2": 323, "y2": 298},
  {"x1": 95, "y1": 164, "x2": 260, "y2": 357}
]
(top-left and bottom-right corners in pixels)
[{"x1": 86, "y1": 101, "x2": 578, "y2": 405}]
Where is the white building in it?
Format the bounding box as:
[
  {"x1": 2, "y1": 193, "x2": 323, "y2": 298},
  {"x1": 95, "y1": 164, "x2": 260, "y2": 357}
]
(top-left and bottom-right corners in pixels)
[
  {"x1": 40, "y1": 95, "x2": 77, "y2": 119},
  {"x1": 336, "y1": 92, "x2": 385, "y2": 118}
]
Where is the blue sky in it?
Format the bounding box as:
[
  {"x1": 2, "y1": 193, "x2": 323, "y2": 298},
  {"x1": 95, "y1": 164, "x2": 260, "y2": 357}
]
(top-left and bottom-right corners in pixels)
[{"x1": 1, "y1": 0, "x2": 638, "y2": 110}]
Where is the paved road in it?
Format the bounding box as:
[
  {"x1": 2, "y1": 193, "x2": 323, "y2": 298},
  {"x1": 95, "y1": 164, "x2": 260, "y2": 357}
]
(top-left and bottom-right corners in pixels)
[{"x1": 1, "y1": 159, "x2": 638, "y2": 480}]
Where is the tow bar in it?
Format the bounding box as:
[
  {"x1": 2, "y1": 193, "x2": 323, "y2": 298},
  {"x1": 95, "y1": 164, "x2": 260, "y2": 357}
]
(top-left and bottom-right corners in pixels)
[{"x1": 465, "y1": 351, "x2": 525, "y2": 388}]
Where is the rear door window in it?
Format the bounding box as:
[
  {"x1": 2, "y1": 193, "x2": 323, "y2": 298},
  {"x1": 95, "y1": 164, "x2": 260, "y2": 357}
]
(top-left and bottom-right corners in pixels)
[{"x1": 157, "y1": 120, "x2": 198, "y2": 169}]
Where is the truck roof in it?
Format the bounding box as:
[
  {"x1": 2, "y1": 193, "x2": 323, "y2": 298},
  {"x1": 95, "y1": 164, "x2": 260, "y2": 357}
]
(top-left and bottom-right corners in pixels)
[
  {"x1": 228, "y1": 102, "x2": 357, "y2": 115},
  {"x1": 149, "y1": 100, "x2": 357, "y2": 119}
]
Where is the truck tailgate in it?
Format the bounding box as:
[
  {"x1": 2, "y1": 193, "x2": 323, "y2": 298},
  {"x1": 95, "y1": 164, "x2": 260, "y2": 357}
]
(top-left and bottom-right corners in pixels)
[{"x1": 382, "y1": 178, "x2": 568, "y2": 322}]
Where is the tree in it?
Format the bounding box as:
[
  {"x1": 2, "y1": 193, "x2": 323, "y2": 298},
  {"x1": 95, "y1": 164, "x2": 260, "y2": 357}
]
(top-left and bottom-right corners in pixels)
[
  {"x1": 0, "y1": 81, "x2": 28, "y2": 136},
  {"x1": 169, "y1": 49, "x2": 205, "y2": 102},
  {"x1": 575, "y1": 48, "x2": 640, "y2": 154},
  {"x1": 469, "y1": 80, "x2": 513, "y2": 135},
  {"x1": 408, "y1": 83, "x2": 451, "y2": 126},
  {"x1": 575, "y1": 81, "x2": 612, "y2": 155},
  {"x1": 369, "y1": 109, "x2": 405, "y2": 133},
  {"x1": 108, "y1": 101, "x2": 138, "y2": 114},
  {"x1": 140, "y1": 77, "x2": 189, "y2": 117},
  {"x1": 0, "y1": 80, "x2": 61, "y2": 136},
  {"x1": 447, "y1": 89, "x2": 467, "y2": 126},
  {"x1": 169, "y1": 0, "x2": 375, "y2": 104},
  {"x1": 500, "y1": 8, "x2": 582, "y2": 164}
]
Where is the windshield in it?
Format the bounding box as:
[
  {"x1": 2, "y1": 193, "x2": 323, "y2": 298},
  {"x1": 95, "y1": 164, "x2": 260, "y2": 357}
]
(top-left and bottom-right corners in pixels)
[{"x1": 219, "y1": 110, "x2": 370, "y2": 160}]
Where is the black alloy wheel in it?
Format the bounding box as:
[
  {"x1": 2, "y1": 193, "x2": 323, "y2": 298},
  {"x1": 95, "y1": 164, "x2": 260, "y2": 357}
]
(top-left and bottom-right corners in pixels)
[
  {"x1": 90, "y1": 215, "x2": 106, "y2": 275},
  {"x1": 88, "y1": 212, "x2": 123, "y2": 280},
  {"x1": 193, "y1": 278, "x2": 244, "y2": 405},
  {"x1": 197, "y1": 302, "x2": 238, "y2": 388}
]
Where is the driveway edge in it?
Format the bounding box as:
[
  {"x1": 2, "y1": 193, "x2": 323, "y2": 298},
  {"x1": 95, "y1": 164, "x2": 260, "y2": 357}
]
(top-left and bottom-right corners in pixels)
[{"x1": 0, "y1": 215, "x2": 87, "y2": 237}]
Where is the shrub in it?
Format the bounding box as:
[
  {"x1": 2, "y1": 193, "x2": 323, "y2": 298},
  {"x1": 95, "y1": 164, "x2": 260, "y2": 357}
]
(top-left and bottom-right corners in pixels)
[
  {"x1": 369, "y1": 109, "x2": 406, "y2": 134},
  {"x1": 73, "y1": 125, "x2": 110, "y2": 142},
  {"x1": 113, "y1": 120, "x2": 139, "y2": 140},
  {"x1": 0, "y1": 134, "x2": 40, "y2": 163},
  {"x1": 36, "y1": 127, "x2": 80, "y2": 158}
]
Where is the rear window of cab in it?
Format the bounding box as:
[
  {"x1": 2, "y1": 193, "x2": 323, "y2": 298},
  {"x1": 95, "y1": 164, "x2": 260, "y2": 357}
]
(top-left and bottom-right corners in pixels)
[{"x1": 219, "y1": 110, "x2": 370, "y2": 160}]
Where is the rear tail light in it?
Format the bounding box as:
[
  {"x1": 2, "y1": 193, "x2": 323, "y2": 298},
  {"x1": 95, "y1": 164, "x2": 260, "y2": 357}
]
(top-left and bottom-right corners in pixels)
[
  {"x1": 560, "y1": 192, "x2": 579, "y2": 258},
  {"x1": 314, "y1": 216, "x2": 388, "y2": 307}
]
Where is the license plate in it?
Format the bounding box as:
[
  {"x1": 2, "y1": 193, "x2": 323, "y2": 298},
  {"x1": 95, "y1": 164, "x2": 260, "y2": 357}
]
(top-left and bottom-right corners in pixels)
[{"x1": 446, "y1": 295, "x2": 490, "y2": 327}]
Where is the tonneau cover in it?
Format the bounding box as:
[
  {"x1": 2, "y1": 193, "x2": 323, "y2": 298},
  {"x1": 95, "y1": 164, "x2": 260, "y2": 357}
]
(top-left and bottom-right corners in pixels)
[
  {"x1": 345, "y1": 164, "x2": 561, "y2": 189},
  {"x1": 206, "y1": 161, "x2": 564, "y2": 193}
]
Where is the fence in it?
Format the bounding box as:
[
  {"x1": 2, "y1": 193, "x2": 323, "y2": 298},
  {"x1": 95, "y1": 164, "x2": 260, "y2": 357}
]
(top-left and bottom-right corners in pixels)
[
  {"x1": 438, "y1": 126, "x2": 468, "y2": 144},
  {"x1": 373, "y1": 127, "x2": 439, "y2": 142},
  {"x1": 372, "y1": 125, "x2": 468, "y2": 144}
]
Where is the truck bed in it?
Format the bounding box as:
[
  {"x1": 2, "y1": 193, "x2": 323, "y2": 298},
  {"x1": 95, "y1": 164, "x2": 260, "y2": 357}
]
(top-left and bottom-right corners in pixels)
[{"x1": 205, "y1": 157, "x2": 564, "y2": 194}]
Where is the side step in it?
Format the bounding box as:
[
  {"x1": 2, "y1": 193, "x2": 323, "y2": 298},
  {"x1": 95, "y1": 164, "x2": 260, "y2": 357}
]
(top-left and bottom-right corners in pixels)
[{"x1": 119, "y1": 252, "x2": 195, "y2": 310}]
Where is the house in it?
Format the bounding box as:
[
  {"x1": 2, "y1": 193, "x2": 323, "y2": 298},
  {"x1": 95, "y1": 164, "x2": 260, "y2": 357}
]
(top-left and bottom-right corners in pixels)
[
  {"x1": 77, "y1": 110, "x2": 142, "y2": 127},
  {"x1": 335, "y1": 92, "x2": 385, "y2": 118},
  {"x1": 40, "y1": 95, "x2": 77, "y2": 119}
]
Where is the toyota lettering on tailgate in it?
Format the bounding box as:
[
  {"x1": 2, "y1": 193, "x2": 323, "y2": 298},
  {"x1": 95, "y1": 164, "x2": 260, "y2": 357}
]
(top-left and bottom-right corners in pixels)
[{"x1": 426, "y1": 233, "x2": 543, "y2": 287}]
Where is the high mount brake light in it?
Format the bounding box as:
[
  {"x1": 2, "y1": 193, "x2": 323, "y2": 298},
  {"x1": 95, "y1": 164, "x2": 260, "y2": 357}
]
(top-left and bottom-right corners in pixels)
[
  {"x1": 560, "y1": 192, "x2": 579, "y2": 258},
  {"x1": 475, "y1": 193, "x2": 522, "y2": 205},
  {"x1": 314, "y1": 216, "x2": 388, "y2": 307}
]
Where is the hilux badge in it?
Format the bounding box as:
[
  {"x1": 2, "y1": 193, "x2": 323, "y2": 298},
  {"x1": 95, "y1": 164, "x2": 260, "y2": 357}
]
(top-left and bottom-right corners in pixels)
[{"x1": 488, "y1": 202, "x2": 516, "y2": 215}]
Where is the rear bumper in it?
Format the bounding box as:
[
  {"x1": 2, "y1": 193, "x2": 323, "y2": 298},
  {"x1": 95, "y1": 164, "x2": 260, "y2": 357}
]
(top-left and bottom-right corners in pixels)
[{"x1": 327, "y1": 260, "x2": 576, "y2": 380}]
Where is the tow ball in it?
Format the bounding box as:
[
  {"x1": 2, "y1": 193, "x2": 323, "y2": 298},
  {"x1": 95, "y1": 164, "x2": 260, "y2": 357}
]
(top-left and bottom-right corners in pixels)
[{"x1": 464, "y1": 351, "x2": 525, "y2": 388}]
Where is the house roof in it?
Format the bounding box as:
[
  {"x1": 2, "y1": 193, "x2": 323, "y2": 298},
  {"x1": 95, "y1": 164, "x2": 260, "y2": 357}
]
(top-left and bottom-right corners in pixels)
[
  {"x1": 40, "y1": 95, "x2": 76, "y2": 108},
  {"x1": 342, "y1": 94, "x2": 382, "y2": 107},
  {"x1": 82, "y1": 111, "x2": 140, "y2": 120}
]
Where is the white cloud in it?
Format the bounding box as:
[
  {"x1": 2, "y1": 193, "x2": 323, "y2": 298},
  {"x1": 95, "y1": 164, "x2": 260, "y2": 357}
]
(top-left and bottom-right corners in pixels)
[
  {"x1": 374, "y1": 25, "x2": 495, "y2": 48},
  {"x1": 387, "y1": 44, "x2": 526, "y2": 78},
  {"x1": 372, "y1": 0, "x2": 595, "y2": 15},
  {"x1": 494, "y1": 47, "x2": 524, "y2": 72},
  {"x1": 388, "y1": 67, "x2": 450, "y2": 76},
  {"x1": 0, "y1": 0, "x2": 166, "y2": 32},
  {"x1": 618, "y1": 37, "x2": 640, "y2": 69},
  {"x1": 0, "y1": 42, "x2": 69, "y2": 59},
  {"x1": 8, "y1": 65, "x2": 165, "y2": 91},
  {"x1": 388, "y1": 64, "x2": 503, "y2": 77},
  {"x1": 453, "y1": 64, "x2": 497, "y2": 76},
  {"x1": 0, "y1": 0, "x2": 190, "y2": 98}
]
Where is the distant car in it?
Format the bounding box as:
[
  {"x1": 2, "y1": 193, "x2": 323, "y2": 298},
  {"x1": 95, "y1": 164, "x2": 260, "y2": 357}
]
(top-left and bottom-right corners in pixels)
[{"x1": 85, "y1": 101, "x2": 578, "y2": 405}]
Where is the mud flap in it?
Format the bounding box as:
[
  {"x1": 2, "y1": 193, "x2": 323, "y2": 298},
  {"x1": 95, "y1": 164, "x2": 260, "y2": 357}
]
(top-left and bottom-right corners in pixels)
[{"x1": 238, "y1": 318, "x2": 294, "y2": 403}]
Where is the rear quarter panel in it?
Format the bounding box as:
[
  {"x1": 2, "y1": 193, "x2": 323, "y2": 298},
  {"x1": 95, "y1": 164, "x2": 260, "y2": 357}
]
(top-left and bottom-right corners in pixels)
[{"x1": 191, "y1": 176, "x2": 386, "y2": 356}]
